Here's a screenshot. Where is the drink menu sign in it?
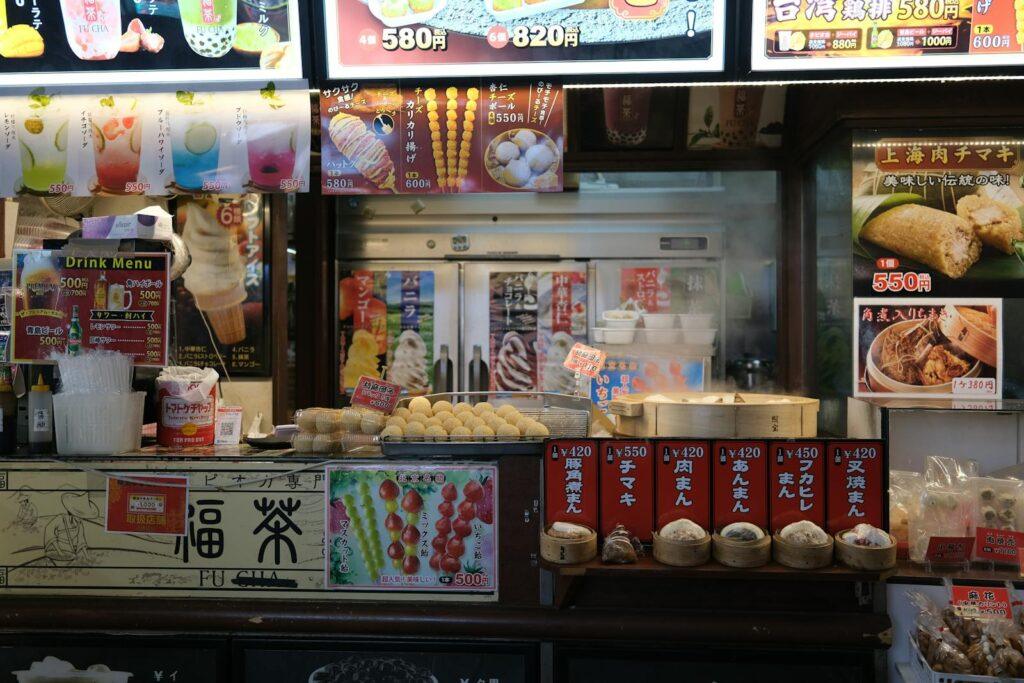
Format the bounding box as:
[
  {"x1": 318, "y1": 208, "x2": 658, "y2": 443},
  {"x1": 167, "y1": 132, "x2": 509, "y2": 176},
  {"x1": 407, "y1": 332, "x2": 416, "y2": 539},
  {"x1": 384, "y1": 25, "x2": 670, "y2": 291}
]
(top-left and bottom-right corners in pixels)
[
  {"x1": 0, "y1": 86, "x2": 311, "y2": 198},
  {"x1": 0, "y1": 1, "x2": 303, "y2": 86},
  {"x1": 321, "y1": 80, "x2": 563, "y2": 195},
  {"x1": 753, "y1": 0, "x2": 1024, "y2": 71},
  {"x1": 13, "y1": 249, "x2": 170, "y2": 366},
  {"x1": 323, "y1": 0, "x2": 725, "y2": 79}
]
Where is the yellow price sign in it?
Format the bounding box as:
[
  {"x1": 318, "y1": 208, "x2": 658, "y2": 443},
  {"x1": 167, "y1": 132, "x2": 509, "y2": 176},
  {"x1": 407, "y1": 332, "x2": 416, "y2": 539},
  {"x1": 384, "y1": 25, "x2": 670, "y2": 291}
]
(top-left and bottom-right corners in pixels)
[{"x1": 974, "y1": 24, "x2": 994, "y2": 35}]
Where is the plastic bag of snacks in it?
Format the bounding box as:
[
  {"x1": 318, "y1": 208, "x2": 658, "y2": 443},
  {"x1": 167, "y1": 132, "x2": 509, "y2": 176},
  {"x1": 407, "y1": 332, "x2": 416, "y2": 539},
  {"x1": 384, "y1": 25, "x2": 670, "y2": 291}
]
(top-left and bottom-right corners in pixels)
[
  {"x1": 889, "y1": 470, "x2": 922, "y2": 559},
  {"x1": 909, "y1": 456, "x2": 975, "y2": 564},
  {"x1": 291, "y1": 407, "x2": 385, "y2": 455}
]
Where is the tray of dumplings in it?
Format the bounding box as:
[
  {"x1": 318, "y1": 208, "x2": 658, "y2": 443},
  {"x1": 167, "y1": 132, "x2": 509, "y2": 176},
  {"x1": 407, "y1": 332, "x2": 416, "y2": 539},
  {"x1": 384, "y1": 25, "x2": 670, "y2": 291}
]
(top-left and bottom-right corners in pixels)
[{"x1": 379, "y1": 392, "x2": 592, "y2": 456}]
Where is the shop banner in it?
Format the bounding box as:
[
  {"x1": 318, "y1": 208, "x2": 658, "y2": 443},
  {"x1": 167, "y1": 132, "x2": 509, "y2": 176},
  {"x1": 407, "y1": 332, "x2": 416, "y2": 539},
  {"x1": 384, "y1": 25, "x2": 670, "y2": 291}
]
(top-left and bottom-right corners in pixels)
[
  {"x1": 0, "y1": 460, "x2": 332, "y2": 599},
  {"x1": 598, "y1": 440, "x2": 653, "y2": 541},
  {"x1": 712, "y1": 440, "x2": 768, "y2": 531},
  {"x1": 12, "y1": 249, "x2": 170, "y2": 366},
  {"x1": 105, "y1": 474, "x2": 188, "y2": 536},
  {"x1": 853, "y1": 297, "x2": 1002, "y2": 399},
  {"x1": 326, "y1": 463, "x2": 498, "y2": 594},
  {"x1": 320, "y1": 81, "x2": 563, "y2": 195},
  {"x1": 655, "y1": 440, "x2": 710, "y2": 531},
  {"x1": 852, "y1": 133, "x2": 1024, "y2": 298},
  {"x1": 488, "y1": 269, "x2": 586, "y2": 393},
  {"x1": 545, "y1": 439, "x2": 599, "y2": 530},
  {"x1": 174, "y1": 196, "x2": 269, "y2": 376},
  {"x1": 752, "y1": 0, "x2": 1024, "y2": 71},
  {"x1": 769, "y1": 441, "x2": 825, "y2": 532},
  {"x1": 825, "y1": 440, "x2": 885, "y2": 535},
  {"x1": 0, "y1": 1, "x2": 303, "y2": 86},
  {"x1": 323, "y1": 0, "x2": 725, "y2": 79},
  {"x1": 0, "y1": 85, "x2": 311, "y2": 197}
]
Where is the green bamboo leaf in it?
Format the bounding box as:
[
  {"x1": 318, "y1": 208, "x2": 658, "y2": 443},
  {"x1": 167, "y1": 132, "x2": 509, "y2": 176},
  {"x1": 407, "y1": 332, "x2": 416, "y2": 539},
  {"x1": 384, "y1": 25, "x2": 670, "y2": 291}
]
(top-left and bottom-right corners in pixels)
[
  {"x1": 851, "y1": 193, "x2": 923, "y2": 249},
  {"x1": 703, "y1": 106, "x2": 713, "y2": 127}
]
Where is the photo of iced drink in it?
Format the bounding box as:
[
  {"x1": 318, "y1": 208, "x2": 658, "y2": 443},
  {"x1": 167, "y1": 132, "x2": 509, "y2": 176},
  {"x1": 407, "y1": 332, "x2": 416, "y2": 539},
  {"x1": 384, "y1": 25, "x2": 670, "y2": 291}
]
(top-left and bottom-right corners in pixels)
[
  {"x1": 92, "y1": 98, "x2": 142, "y2": 193},
  {"x1": 170, "y1": 98, "x2": 221, "y2": 191},
  {"x1": 59, "y1": 0, "x2": 122, "y2": 60},
  {"x1": 178, "y1": 0, "x2": 237, "y2": 58},
  {"x1": 247, "y1": 119, "x2": 297, "y2": 190},
  {"x1": 18, "y1": 111, "x2": 69, "y2": 194}
]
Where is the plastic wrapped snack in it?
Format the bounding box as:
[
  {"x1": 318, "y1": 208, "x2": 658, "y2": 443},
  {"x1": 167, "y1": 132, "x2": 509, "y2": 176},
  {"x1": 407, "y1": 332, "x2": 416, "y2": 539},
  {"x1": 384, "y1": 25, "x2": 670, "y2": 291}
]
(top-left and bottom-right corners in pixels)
[
  {"x1": 909, "y1": 487, "x2": 971, "y2": 563},
  {"x1": 601, "y1": 524, "x2": 641, "y2": 564},
  {"x1": 778, "y1": 520, "x2": 829, "y2": 546},
  {"x1": 889, "y1": 470, "x2": 923, "y2": 556},
  {"x1": 969, "y1": 476, "x2": 1023, "y2": 534}
]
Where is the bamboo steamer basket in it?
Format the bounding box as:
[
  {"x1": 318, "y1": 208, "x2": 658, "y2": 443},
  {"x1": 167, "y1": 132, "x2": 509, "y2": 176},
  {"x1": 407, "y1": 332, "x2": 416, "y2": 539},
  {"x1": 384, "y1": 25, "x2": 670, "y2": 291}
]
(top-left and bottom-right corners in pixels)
[
  {"x1": 772, "y1": 532, "x2": 834, "y2": 569},
  {"x1": 609, "y1": 392, "x2": 818, "y2": 439},
  {"x1": 653, "y1": 530, "x2": 711, "y2": 567},
  {"x1": 540, "y1": 526, "x2": 598, "y2": 565},
  {"x1": 834, "y1": 529, "x2": 897, "y2": 571},
  {"x1": 939, "y1": 304, "x2": 998, "y2": 368},
  {"x1": 712, "y1": 529, "x2": 771, "y2": 568}
]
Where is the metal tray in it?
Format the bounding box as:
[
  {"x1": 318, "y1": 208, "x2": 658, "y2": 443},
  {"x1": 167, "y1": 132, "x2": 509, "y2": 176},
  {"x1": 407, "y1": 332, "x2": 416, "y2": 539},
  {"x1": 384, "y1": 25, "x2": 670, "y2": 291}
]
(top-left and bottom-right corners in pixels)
[{"x1": 380, "y1": 438, "x2": 546, "y2": 457}]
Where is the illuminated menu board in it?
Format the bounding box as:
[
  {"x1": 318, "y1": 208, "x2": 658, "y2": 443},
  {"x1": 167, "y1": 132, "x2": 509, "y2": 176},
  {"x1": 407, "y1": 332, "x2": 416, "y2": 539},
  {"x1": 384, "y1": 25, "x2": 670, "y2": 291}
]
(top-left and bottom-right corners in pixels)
[
  {"x1": 0, "y1": 1, "x2": 303, "y2": 85},
  {"x1": 752, "y1": 0, "x2": 1024, "y2": 71},
  {"x1": 323, "y1": 0, "x2": 725, "y2": 78}
]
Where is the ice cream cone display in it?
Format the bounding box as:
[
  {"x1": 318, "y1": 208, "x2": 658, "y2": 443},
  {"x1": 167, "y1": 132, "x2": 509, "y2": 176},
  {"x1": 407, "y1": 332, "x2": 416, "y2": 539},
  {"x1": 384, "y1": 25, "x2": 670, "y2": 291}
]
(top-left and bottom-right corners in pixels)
[
  {"x1": 328, "y1": 112, "x2": 396, "y2": 192},
  {"x1": 344, "y1": 329, "x2": 383, "y2": 388},
  {"x1": 181, "y1": 201, "x2": 248, "y2": 346},
  {"x1": 388, "y1": 330, "x2": 430, "y2": 394}
]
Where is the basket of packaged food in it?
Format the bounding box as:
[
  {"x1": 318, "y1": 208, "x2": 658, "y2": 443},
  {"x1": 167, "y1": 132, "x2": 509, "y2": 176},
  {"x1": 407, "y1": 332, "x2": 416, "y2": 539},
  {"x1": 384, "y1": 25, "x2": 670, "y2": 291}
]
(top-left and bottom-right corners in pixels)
[
  {"x1": 379, "y1": 391, "x2": 592, "y2": 456},
  {"x1": 908, "y1": 591, "x2": 1024, "y2": 682}
]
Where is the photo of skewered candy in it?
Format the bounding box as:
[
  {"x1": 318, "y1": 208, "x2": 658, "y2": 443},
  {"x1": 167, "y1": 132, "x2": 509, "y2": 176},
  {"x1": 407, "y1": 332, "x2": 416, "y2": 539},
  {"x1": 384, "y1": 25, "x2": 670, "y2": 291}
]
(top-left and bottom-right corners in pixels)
[
  {"x1": 445, "y1": 87, "x2": 458, "y2": 188},
  {"x1": 457, "y1": 87, "x2": 479, "y2": 190},
  {"x1": 424, "y1": 88, "x2": 445, "y2": 190}
]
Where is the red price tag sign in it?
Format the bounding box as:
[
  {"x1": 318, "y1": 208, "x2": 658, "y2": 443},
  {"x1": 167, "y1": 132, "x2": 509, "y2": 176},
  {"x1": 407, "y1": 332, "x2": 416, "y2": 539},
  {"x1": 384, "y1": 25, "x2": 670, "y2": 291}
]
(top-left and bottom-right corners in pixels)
[
  {"x1": 599, "y1": 440, "x2": 654, "y2": 541},
  {"x1": 106, "y1": 474, "x2": 188, "y2": 536},
  {"x1": 712, "y1": 440, "x2": 768, "y2": 530},
  {"x1": 950, "y1": 585, "x2": 1013, "y2": 620},
  {"x1": 769, "y1": 441, "x2": 825, "y2": 532},
  {"x1": 351, "y1": 375, "x2": 402, "y2": 413},
  {"x1": 925, "y1": 536, "x2": 975, "y2": 564},
  {"x1": 563, "y1": 342, "x2": 607, "y2": 379},
  {"x1": 975, "y1": 526, "x2": 1024, "y2": 564},
  {"x1": 655, "y1": 440, "x2": 710, "y2": 530},
  {"x1": 545, "y1": 439, "x2": 599, "y2": 530}
]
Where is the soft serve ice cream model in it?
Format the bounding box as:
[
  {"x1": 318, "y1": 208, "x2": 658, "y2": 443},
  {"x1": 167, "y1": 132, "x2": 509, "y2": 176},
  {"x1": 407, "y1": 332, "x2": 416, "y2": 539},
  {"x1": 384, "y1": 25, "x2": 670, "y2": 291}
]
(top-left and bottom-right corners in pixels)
[
  {"x1": 388, "y1": 329, "x2": 430, "y2": 394},
  {"x1": 181, "y1": 202, "x2": 247, "y2": 345}
]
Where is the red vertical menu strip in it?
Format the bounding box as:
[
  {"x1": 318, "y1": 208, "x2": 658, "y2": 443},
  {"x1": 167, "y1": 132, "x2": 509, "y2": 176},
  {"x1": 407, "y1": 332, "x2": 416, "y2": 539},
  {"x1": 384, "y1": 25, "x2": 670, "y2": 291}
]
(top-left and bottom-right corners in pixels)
[
  {"x1": 712, "y1": 441, "x2": 768, "y2": 531},
  {"x1": 654, "y1": 440, "x2": 711, "y2": 530},
  {"x1": 599, "y1": 440, "x2": 654, "y2": 541},
  {"x1": 769, "y1": 441, "x2": 826, "y2": 532},
  {"x1": 826, "y1": 441, "x2": 886, "y2": 535},
  {"x1": 544, "y1": 439, "x2": 599, "y2": 531}
]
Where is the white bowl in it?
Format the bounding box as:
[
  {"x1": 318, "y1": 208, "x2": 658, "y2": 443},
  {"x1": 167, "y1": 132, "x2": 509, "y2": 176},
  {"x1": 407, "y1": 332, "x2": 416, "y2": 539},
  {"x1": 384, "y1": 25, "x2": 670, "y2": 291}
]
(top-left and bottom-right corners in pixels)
[
  {"x1": 592, "y1": 327, "x2": 606, "y2": 343},
  {"x1": 680, "y1": 328, "x2": 717, "y2": 345},
  {"x1": 603, "y1": 310, "x2": 639, "y2": 329},
  {"x1": 604, "y1": 328, "x2": 636, "y2": 344},
  {"x1": 642, "y1": 313, "x2": 677, "y2": 329},
  {"x1": 679, "y1": 313, "x2": 714, "y2": 329},
  {"x1": 640, "y1": 328, "x2": 679, "y2": 345}
]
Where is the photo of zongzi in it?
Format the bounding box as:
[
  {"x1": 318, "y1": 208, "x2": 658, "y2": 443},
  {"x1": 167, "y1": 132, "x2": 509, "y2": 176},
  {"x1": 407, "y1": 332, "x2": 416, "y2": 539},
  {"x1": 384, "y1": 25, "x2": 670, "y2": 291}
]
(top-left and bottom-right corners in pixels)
[{"x1": 860, "y1": 204, "x2": 981, "y2": 279}]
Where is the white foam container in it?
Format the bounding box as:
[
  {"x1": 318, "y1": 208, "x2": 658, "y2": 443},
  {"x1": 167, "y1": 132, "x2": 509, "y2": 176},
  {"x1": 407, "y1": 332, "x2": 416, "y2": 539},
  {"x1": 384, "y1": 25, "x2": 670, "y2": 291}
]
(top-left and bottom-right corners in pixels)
[
  {"x1": 640, "y1": 329, "x2": 679, "y2": 345},
  {"x1": 642, "y1": 313, "x2": 677, "y2": 329},
  {"x1": 54, "y1": 392, "x2": 146, "y2": 455},
  {"x1": 681, "y1": 328, "x2": 717, "y2": 345},
  {"x1": 604, "y1": 328, "x2": 636, "y2": 344},
  {"x1": 679, "y1": 313, "x2": 715, "y2": 329},
  {"x1": 602, "y1": 310, "x2": 639, "y2": 329}
]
